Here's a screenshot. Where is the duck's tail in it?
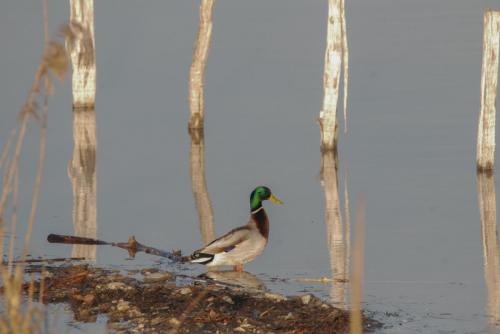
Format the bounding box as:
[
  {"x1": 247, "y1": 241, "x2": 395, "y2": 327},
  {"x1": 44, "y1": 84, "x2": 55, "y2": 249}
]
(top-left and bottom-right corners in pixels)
[{"x1": 184, "y1": 252, "x2": 214, "y2": 264}]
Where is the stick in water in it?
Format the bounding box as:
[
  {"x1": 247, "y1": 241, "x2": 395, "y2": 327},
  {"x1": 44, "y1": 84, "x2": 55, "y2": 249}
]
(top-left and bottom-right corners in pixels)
[{"x1": 47, "y1": 234, "x2": 181, "y2": 261}]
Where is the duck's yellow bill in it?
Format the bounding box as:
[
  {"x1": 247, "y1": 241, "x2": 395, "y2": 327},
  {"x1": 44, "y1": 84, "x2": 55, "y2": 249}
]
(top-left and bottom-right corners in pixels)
[{"x1": 269, "y1": 194, "x2": 284, "y2": 205}]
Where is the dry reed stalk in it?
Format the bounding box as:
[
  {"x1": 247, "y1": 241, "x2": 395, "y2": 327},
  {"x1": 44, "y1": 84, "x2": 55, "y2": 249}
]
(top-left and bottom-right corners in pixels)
[
  {"x1": 0, "y1": 3, "x2": 72, "y2": 332},
  {"x1": 477, "y1": 10, "x2": 500, "y2": 171},
  {"x1": 67, "y1": 0, "x2": 96, "y2": 109},
  {"x1": 319, "y1": 0, "x2": 349, "y2": 150},
  {"x1": 189, "y1": 0, "x2": 215, "y2": 130},
  {"x1": 0, "y1": 130, "x2": 16, "y2": 170},
  {"x1": 320, "y1": 150, "x2": 347, "y2": 308},
  {"x1": 344, "y1": 171, "x2": 351, "y2": 281},
  {"x1": 0, "y1": 26, "x2": 71, "y2": 221},
  {"x1": 21, "y1": 94, "x2": 48, "y2": 260},
  {"x1": 68, "y1": 109, "x2": 97, "y2": 260},
  {"x1": 477, "y1": 171, "x2": 500, "y2": 324},
  {"x1": 189, "y1": 128, "x2": 215, "y2": 244},
  {"x1": 349, "y1": 196, "x2": 365, "y2": 334},
  {"x1": 167, "y1": 290, "x2": 209, "y2": 334},
  {"x1": 7, "y1": 170, "x2": 19, "y2": 272}
]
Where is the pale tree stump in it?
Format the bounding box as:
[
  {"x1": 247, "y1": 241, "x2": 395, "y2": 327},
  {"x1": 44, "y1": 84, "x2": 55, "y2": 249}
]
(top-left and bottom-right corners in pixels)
[
  {"x1": 189, "y1": 0, "x2": 216, "y2": 130},
  {"x1": 67, "y1": 0, "x2": 96, "y2": 109},
  {"x1": 319, "y1": 0, "x2": 349, "y2": 151},
  {"x1": 477, "y1": 10, "x2": 500, "y2": 171}
]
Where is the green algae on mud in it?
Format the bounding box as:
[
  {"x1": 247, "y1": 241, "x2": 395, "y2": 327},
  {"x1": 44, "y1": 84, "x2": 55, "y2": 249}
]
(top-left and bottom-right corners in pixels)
[{"x1": 19, "y1": 264, "x2": 380, "y2": 333}]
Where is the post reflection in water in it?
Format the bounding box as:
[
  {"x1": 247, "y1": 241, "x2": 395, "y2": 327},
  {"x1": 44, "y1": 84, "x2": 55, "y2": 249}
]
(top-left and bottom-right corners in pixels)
[
  {"x1": 67, "y1": 0, "x2": 97, "y2": 259},
  {"x1": 477, "y1": 172, "x2": 500, "y2": 325},
  {"x1": 320, "y1": 150, "x2": 349, "y2": 309},
  {"x1": 204, "y1": 270, "x2": 266, "y2": 291},
  {"x1": 189, "y1": 128, "x2": 215, "y2": 245},
  {"x1": 68, "y1": 109, "x2": 97, "y2": 260}
]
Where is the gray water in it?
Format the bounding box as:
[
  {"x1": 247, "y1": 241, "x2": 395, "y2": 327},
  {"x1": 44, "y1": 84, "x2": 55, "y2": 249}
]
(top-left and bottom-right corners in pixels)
[{"x1": 1, "y1": 0, "x2": 500, "y2": 333}]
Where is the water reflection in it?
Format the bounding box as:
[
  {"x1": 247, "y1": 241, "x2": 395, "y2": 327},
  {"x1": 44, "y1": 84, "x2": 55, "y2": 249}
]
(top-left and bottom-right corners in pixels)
[
  {"x1": 204, "y1": 270, "x2": 266, "y2": 291},
  {"x1": 189, "y1": 128, "x2": 215, "y2": 244},
  {"x1": 320, "y1": 150, "x2": 349, "y2": 309},
  {"x1": 477, "y1": 171, "x2": 500, "y2": 325},
  {"x1": 67, "y1": 0, "x2": 96, "y2": 108},
  {"x1": 68, "y1": 109, "x2": 97, "y2": 260}
]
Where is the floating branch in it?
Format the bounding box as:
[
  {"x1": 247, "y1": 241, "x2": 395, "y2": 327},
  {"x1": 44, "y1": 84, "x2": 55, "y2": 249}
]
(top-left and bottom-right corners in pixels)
[
  {"x1": 318, "y1": 0, "x2": 349, "y2": 151},
  {"x1": 47, "y1": 234, "x2": 181, "y2": 261},
  {"x1": 477, "y1": 10, "x2": 500, "y2": 171},
  {"x1": 189, "y1": 0, "x2": 216, "y2": 130}
]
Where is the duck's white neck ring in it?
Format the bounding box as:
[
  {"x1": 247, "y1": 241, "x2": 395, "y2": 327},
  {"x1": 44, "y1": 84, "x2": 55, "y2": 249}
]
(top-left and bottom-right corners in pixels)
[{"x1": 251, "y1": 206, "x2": 264, "y2": 215}]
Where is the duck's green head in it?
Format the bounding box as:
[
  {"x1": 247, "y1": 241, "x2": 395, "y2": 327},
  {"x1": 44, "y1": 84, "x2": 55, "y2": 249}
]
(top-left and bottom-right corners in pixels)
[{"x1": 250, "y1": 186, "x2": 283, "y2": 211}]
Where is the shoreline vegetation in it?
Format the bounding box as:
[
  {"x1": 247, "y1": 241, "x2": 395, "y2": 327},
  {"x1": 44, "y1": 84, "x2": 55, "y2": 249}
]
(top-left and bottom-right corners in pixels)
[{"x1": 21, "y1": 263, "x2": 381, "y2": 334}]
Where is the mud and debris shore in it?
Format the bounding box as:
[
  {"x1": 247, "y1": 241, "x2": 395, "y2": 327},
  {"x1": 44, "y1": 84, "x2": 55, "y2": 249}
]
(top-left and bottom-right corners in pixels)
[{"x1": 23, "y1": 264, "x2": 379, "y2": 333}]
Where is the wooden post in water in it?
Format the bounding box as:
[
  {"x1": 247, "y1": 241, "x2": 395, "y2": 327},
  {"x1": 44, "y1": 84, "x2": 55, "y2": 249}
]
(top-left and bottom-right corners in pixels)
[
  {"x1": 477, "y1": 10, "x2": 500, "y2": 171},
  {"x1": 67, "y1": 0, "x2": 97, "y2": 259},
  {"x1": 477, "y1": 172, "x2": 500, "y2": 324},
  {"x1": 320, "y1": 150, "x2": 347, "y2": 308},
  {"x1": 67, "y1": 0, "x2": 95, "y2": 108},
  {"x1": 319, "y1": 0, "x2": 349, "y2": 151},
  {"x1": 189, "y1": 0, "x2": 216, "y2": 130},
  {"x1": 68, "y1": 110, "x2": 97, "y2": 260},
  {"x1": 190, "y1": 129, "x2": 215, "y2": 244}
]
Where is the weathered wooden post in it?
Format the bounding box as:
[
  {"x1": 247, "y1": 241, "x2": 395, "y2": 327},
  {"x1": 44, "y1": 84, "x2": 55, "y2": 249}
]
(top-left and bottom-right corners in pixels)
[
  {"x1": 67, "y1": 0, "x2": 97, "y2": 259},
  {"x1": 67, "y1": 0, "x2": 95, "y2": 109},
  {"x1": 190, "y1": 130, "x2": 215, "y2": 244},
  {"x1": 477, "y1": 172, "x2": 500, "y2": 324},
  {"x1": 319, "y1": 0, "x2": 349, "y2": 150},
  {"x1": 477, "y1": 10, "x2": 500, "y2": 171},
  {"x1": 189, "y1": 0, "x2": 216, "y2": 130}
]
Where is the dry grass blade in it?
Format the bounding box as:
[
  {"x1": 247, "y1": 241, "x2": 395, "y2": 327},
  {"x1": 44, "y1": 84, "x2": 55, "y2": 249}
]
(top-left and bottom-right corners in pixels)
[
  {"x1": 0, "y1": 1, "x2": 71, "y2": 333},
  {"x1": 349, "y1": 195, "x2": 365, "y2": 334},
  {"x1": 0, "y1": 130, "x2": 16, "y2": 170},
  {"x1": 167, "y1": 290, "x2": 208, "y2": 334}
]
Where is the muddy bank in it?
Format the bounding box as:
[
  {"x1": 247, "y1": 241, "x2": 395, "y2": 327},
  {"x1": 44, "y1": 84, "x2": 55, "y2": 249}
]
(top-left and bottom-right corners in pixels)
[{"x1": 24, "y1": 264, "x2": 379, "y2": 333}]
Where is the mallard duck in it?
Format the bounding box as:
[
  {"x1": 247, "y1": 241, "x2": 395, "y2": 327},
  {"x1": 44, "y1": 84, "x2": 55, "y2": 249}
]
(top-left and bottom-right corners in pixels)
[{"x1": 185, "y1": 186, "x2": 283, "y2": 272}]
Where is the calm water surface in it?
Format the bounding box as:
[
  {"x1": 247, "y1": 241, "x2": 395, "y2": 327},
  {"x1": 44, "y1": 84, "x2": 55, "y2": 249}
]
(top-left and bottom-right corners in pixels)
[{"x1": 1, "y1": 1, "x2": 500, "y2": 333}]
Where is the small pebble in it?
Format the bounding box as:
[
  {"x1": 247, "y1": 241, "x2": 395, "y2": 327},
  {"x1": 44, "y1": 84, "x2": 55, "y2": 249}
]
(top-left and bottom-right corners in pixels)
[
  {"x1": 144, "y1": 272, "x2": 173, "y2": 283},
  {"x1": 222, "y1": 295, "x2": 234, "y2": 304},
  {"x1": 264, "y1": 293, "x2": 287, "y2": 302},
  {"x1": 107, "y1": 282, "x2": 128, "y2": 290},
  {"x1": 117, "y1": 300, "x2": 130, "y2": 312},
  {"x1": 179, "y1": 287, "x2": 192, "y2": 295},
  {"x1": 300, "y1": 294, "x2": 312, "y2": 305}
]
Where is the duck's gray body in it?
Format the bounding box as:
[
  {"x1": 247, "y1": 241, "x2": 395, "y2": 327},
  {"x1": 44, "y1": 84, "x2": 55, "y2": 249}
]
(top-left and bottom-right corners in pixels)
[{"x1": 189, "y1": 207, "x2": 269, "y2": 267}]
